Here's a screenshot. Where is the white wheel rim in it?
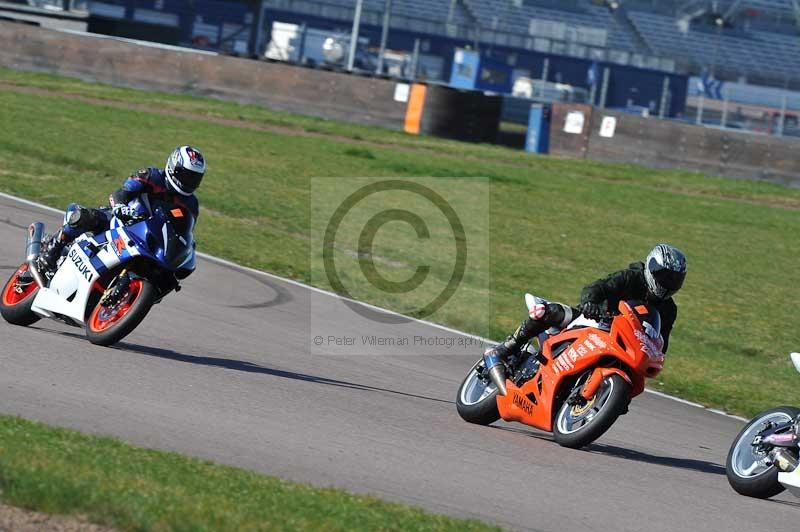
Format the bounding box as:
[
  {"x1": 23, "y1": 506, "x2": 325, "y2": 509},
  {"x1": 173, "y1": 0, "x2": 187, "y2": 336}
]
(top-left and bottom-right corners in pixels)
[
  {"x1": 731, "y1": 411, "x2": 794, "y2": 478},
  {"x1": 556, "y1": 377, "x2": 615, "y2": 435},
  {"x1": 459, "y1": 363, "x2": 497, "y2": 406}
]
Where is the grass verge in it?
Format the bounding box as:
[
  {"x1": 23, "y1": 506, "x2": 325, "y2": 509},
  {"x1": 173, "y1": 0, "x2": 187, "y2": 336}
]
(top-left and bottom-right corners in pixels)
[
  {"x1": 0, "y1": 66, "x2": 798, "y2": 417},
  {"x1": 0, "y1": 415, "x2": 496, "y2": 531}
]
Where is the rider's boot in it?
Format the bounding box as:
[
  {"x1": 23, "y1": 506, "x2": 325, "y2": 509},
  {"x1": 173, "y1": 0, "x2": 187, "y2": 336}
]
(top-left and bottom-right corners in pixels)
[
  {"x1": 484, "y1": 299, "x2": 576, "y2": 364},
  {"x1": 39, "y1": 205, "x2": 106, "y2": 272},
  {"x1": 485, "y1": 319, "x2": 546, "y2": 364},
  {"x1": 482, "y1": 321, "x2": 545, "y2": 395},
  {"x1": 40, "y1": 231, "x2": 68, "y2": 271}
]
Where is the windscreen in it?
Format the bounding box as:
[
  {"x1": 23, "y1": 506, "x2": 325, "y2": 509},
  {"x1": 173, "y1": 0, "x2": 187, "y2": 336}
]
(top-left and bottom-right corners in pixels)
[
  {"x1": 627, "y1": 300, "x2": 661, "y2": 340},
  {"x1": 151, "y1": 199, "x2": 195, "y2": 270}
]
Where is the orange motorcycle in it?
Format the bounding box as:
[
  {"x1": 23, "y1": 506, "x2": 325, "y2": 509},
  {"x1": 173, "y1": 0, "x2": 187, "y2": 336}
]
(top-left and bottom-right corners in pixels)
[{"x1": 457, "y1": 294, "x2": 665, "y2": 448}]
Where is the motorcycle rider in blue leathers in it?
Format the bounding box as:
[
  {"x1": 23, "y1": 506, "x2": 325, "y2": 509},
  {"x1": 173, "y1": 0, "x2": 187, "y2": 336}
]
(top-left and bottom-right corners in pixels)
[{"x1": 41, "y1": 145, "x2": 205, "y2": 280}]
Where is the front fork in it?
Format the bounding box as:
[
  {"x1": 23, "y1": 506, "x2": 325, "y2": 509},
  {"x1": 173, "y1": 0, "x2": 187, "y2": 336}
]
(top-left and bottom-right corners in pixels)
[
  {"x1": 101, "y1": 267, "x2": 181, "y2": 308},
  {"x1": 99, "y1": 269, "x2": 131, "y2": 307}
]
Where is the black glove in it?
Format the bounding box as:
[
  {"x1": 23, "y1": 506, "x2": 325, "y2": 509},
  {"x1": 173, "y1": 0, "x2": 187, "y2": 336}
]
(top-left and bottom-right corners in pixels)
[
  {"x1": 112, "y1": 204, "x2": 142, "y2": 222},
  {"x1": 485, "y1": 335, "x2": 519, "y2": 362},
  {"x1": 580, "y1": 301, "x2": 607, "y2": 320}
]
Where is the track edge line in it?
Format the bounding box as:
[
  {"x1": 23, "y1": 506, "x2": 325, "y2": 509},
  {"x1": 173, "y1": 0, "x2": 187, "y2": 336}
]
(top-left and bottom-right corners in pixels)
[{"x1": 0, "y1": 190, "x2": 746, "y2": 422}]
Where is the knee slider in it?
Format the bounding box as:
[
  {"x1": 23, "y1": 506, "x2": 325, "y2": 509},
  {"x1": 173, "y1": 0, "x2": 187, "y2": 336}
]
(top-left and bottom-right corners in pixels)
[
  {"x1": 64, "y1": 203, "x2": 81, "y2": 226},
  {"x1": 66, "y1": 206, "x2": 100, "y2": 232}
]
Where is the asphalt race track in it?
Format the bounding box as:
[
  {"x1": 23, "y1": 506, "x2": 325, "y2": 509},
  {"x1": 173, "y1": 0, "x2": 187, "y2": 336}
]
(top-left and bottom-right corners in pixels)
[{"x1": 0, "y1": 194, "x2": 797, "y2": 531}]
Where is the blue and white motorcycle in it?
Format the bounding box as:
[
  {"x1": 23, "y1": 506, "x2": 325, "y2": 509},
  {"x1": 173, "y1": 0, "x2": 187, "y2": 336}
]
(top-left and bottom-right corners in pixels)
[{"x1": 0, "y1": 199, "x2": 195, "y2": 346}]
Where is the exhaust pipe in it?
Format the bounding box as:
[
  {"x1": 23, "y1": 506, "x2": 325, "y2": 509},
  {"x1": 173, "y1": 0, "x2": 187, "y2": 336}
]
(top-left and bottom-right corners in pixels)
[
  {"x1": 25, "y1": 223, "x2": 46, "y2": 289},
  {"x1": 483, "y1": 351, "x2": 507, "y2": 396},
  {"x1": 770, "y1": 448, "x2": 799, "y2": 472}
]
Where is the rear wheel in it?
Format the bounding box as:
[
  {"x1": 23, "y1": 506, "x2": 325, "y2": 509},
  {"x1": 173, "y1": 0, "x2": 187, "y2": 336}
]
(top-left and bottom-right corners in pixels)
[
  {"x1": 553, "y1": 373, "x2": 630, "y2": 449},
  {"x1": 456, "y1": 358, "x2": 501, "y2": 425},
  {"x1": 85, "y1": 277, "x2": 156, "y2": 346},
  {"x1": 726, "y1": 406, "x2": 800, "y2": 499},
  {"x1": 0, "y1": 263, "x2": 41, "y2": 326}
]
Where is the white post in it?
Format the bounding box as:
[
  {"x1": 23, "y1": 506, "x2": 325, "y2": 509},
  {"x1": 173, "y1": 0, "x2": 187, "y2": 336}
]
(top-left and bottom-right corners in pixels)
[
  {"x1": 376, "y1": 0, "x2": 392, "y2": 74},
  {"x1": 658, "y1": 75, "x2": 670, "y2": 118},
  {"x1": 410, "y1": 37, "x2": 421, "y2": 79},
  {"x1": 252, "y1": 0, "x2": 267, "y2": 57},
  {"x1": 347, "y1": 0, "x2": 364, "y2": 72},
  {"x1": 778, "y1": 92, "x2": 788, "y2": 136},
  {"x1": 721, "y1": 88, "x2": 729, "y2": 128},
  {"x1": 599, "y1": 67, "x2": 610, "y2": 108},
  {"x1": 696, "y1": 92, "x2": 705, "y2": 125}
]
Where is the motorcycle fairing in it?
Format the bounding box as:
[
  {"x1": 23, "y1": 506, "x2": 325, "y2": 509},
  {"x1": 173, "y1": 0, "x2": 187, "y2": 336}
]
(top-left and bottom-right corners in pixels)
[
  {"x1": 497, "y1": 326, "x2": 618, "y2": 432},
  {"x1": 778, "y1": 467, "x2": 800, "y2": 497},
  {"x1": 496, "y1": 301, "x2": 662, "y2": 432},
  {"x1": 29, "y1": 226, "x2": 140, "y2": 323},
  {"x1": 791, "y1": 352, "x2": 800, "y2": 374}
]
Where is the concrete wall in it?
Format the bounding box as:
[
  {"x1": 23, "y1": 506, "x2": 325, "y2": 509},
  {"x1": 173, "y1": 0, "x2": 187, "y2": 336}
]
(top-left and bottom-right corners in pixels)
[
  {"x1": 549, "y1": 103, "x2": 594, "y2": 160},
  {"x1": 0, "y1": 21, "x2": 409, "y2": 129},
  {"x1": 550, "y1": 102, "x2": 800, "y2": 186},
  {"x1": 0, "y1": 22, "x2": 504, "y2": 143}
]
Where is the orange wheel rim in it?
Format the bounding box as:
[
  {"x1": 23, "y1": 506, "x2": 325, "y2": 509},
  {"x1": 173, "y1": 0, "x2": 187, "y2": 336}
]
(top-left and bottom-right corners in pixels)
[
  {"x1": 89, "y1": 279, "x2": 143, "y2": 332},
  {"x1": 2, "y1": 264, "x2": 38, "y2": 307}
]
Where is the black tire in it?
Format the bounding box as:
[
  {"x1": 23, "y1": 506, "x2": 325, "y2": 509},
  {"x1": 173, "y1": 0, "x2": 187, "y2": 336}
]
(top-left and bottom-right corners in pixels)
[
  {"x1": 725, "y1": 406, "x2": 800, "y2": 499},
  {"x1": 456, "y1": 359, "x2": 501, "y2": 425},
  {"x1": 0, "y1": 263, "x2": 41, "y2": 326},
  {"x1": 85, "y1": 277, "x2": 156, "y2": 346},
  {"x1": 553, "y1": 374, "x2": 631, "y2": 449}
]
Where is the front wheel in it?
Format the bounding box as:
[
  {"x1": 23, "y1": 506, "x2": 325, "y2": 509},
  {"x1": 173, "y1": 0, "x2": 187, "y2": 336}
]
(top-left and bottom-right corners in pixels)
[
  {"x1": 553, "y1": 373, "x2": 630, "y2": 449},
  {"x1": 85, "y1": 277, "x2": 156, "y2": 346},
  {"x1": 726, "y1": 406, "x2": 800, "y2": 499},
  {"x1": 0, "y1": 263, "x2": 41, "y2": 326},
  {"x1": 456, "y1": 358, "x2": 501, "y2": 425}
]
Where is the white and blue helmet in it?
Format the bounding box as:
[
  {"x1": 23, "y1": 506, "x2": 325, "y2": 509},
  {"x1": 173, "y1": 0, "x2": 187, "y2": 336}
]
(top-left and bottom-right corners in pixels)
[
  {"x1": 644, "y1": 244, "x2": 687, "y2": 300},
  {"x1": 165, "y1": 145, "x2": 205, "y2": 196}
]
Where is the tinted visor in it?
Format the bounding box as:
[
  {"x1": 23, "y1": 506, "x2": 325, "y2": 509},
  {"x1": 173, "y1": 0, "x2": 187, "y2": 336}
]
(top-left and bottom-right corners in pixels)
[
  {"x1": 173, "y1": 166, "x2": 203, "y2": 193},
  {"x1": 649, "y1": 260, "x2": 686, "y2": 294}
]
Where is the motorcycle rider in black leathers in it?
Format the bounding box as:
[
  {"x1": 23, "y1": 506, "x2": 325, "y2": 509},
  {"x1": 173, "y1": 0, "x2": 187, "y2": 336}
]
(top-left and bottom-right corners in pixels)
[
  {"x1": 485, "y1": 244, "x2": 687, "y2": 362},
  {"x1": 41, "y1": 146, "x2": 205, "y2": 279}
]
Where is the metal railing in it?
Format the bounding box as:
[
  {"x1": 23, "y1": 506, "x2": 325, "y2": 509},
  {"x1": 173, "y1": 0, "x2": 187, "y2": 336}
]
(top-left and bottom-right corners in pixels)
[{"x1": 22, "y1": 0, "x2": 87, "y2": 11}]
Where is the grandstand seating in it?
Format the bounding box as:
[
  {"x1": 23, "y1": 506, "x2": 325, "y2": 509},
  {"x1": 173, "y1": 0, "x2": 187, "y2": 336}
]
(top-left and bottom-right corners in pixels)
[
  {"x1": 264, "y1": 0, "x2": 800, "y2": 87},
  {"x1": 625, "y1": 3, "x2": 800, "y2": 84},
  {"x1": 463, "y1": 0, "x2": 638, "y2": 51},
  {"x1": 309, "y1": 0, "x2": 474, "y2": 26}
]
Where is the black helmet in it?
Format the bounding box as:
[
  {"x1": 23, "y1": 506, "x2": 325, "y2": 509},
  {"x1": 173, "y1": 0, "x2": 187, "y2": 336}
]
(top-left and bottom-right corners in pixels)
[
  {"x1": 644, "y1": 244, "x2": 687, "y2": 300},
  {"x1": 165, "y1": 145, "x2": 205, "y2": 195}
]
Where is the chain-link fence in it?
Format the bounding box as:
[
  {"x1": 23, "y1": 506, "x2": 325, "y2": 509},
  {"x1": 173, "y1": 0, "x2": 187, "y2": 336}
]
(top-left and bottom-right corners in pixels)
[{"x1": 684, "y1": 77, "x2": 800, "y2": 138}]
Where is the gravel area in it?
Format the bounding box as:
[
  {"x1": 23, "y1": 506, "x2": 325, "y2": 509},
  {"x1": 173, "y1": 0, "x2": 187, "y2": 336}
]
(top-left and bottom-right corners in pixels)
[{"x1": 0, "y1": 503, "x2": 114, "y2": 531}]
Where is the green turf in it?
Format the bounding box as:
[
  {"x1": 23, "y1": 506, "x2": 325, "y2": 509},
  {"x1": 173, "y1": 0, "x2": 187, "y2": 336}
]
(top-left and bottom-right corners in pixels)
[
  {"x1": 0, "y1": 415, "x2": 497, "y2": 531},
  {"x1": 1, "y1": 66, "x2": 799, "y2": 420}
]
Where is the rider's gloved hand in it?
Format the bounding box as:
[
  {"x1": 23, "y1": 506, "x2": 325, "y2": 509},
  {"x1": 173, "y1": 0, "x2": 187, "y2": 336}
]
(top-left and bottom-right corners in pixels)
[
  {"x1": 112, "y1": 204, "x2": 142, "y2": 222},
  {"x1": 485, "y1": 330, "x2": 525, "y2": 362},
  {"x1": 580, "y1": 301, "x2": 607, "y2": 320}
]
